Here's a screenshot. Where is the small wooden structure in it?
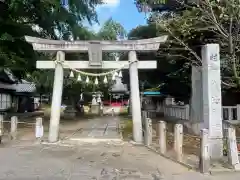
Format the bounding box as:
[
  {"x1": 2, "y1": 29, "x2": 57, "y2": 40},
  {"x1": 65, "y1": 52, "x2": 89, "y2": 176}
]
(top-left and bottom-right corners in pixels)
[{"x1": 0, "y1": 69, "x2": 37, "y2": 113}]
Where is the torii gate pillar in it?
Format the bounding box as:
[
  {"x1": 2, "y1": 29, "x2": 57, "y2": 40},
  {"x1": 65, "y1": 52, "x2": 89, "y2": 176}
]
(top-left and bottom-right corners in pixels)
[
  {"x1": 49, "y1": 51, "x2": 64, "y2": 142},
  {"x1": 129, "y1": 51, "x2": 142, "y2": 142}
]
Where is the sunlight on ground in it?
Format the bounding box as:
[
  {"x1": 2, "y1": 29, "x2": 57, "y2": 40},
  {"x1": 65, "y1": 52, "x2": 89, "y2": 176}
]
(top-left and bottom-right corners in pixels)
[
  {"x1": 119, "y1": 106, "x2": 128, "y2": 114},
  {"x1": 42, "y1": 104, "x2": 65, "y2": 117},
  {"x1": 84, "y1": 106, "x2": 90, "y2": 113}
]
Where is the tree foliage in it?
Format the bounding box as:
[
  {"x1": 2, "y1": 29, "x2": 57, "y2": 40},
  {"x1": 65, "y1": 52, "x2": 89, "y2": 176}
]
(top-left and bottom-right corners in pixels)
[
  {"x1": 1, "y1": 0, "x2": 130, "y2": 104},
  {"x1": 128, "y1": 24, "x2": 191, "y2": 100},
  {"x1": 0, "y1": 0, "x2": 101, "y2": 77},
  {"x1": 98, "y1": 18, "x2": 127, "y2": 40},
  {"x1": 135, "y1": 0, "x2": 240, "y2": 92}
]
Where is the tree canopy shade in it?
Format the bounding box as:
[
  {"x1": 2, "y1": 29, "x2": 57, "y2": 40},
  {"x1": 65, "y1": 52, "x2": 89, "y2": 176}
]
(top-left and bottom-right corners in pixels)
[
  {"x1": 135, "y1": 0, "x2": 200, "y2": 12},
  {"x1": 127, "y1": 24, "x2": 191, "y2": 101},
  {"x1": 132, "y1": 0, "x2": 240, "y2": 104},
  {"x1": 0, "y1": 0, "x2": 102, "y2": 78},
  {"x1": 135, "y1": 0, "x2": 240, "y2": 90}
]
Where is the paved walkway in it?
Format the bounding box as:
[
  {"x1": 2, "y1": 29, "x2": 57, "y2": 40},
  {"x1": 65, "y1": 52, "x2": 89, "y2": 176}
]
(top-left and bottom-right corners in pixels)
[
  {"x1": 1, "y1": 141, "x2": 240, "y2": 180},
  {"x1": 0, "y1": 141, "x2": 190, "y2": 179},
  {"x1": 65, "y1": 116, "x2": 121, "y2": 142}
]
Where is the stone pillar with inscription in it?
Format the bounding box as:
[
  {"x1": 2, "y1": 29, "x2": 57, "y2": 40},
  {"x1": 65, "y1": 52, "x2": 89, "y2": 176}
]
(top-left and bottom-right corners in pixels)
[{"x1": 201, "y1": 44, "x2": 223, "y2": 160}]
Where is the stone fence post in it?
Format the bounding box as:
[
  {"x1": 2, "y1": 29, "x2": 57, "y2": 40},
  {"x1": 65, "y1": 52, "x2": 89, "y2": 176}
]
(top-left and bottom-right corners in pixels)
[
  {"x1": 174, "y1": 124, "x2": 183, "y2": 161},
  {"x1": 199, "y1": 129, "x2": 210, "y2": 174},
  {"x1": 10, "y1": 116, "x2": 18, "y2": 140},
  {"x1": 237, "y1": 104, "x2": 240, "y2": 121},
  {"x1": 144, "y1": 117, "x2": 152, "y2": 146},
  {"x1": 158, "y1": 121, "x2": 166, "y2": 154},
  {"x1": 185, "y1": 105, "x2": 190, "y2": 120},
  {"x1": 227, "y1": 126, "x2": 240, "y2": 170},
  {"x1": 35, "y1": 117, "x2": 44, "y2": 140},
  {"x1": 142, "y1": 111, "x2": 147, "y2": 139},
  {"x1": 0, "y1": 115, "x2": 3, "y2": 143}
]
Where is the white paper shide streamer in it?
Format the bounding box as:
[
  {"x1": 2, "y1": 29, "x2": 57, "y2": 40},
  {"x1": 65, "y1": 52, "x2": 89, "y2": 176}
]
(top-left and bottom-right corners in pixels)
[
  {"x1": 86, "y1": 76, "x2": 89, "y2": 83},
  {"x1": 69, "y1": 71, "x2": 74, "y2": 78},
  {"x1": 103, "y1": 76, "x2": 108, "y2": 84},
  {"x1": 118, "y1": 71, "x2": 122, "y2": 78},
  {"x1": 77, "y1": 74, "x2": 81, "y2": 81},
  {"x1": 94, "y1": 77, "x2": 98, "y2": 85},
  {"x1": 112, "y1": 73, "x2": 116, "y2": 80},
  {"x1": 62, "y1": 58, "x2": 138, "y2": 84}
]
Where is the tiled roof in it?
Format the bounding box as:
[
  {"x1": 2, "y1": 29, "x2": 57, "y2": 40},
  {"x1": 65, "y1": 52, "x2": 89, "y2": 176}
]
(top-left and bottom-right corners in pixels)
[
  {"x1": 14, "y1": 82, "x2": 36, "y2": 93},
  {"x1": 0, "y1": 70, "x2": 36, "y2": 93},
  {"x1": 0, "y1": 82, "x2": 15, "y2": 90},
  {"x1": 0, "y1": 81, "x2": 36, "y2": 93}
]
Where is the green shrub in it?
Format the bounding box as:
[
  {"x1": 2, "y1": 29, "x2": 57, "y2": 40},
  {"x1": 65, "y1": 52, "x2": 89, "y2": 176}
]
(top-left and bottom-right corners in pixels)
[
  {"x1": 223, "y1": 139, "x2": 227, "y2": 156},
  {"x1": 121, "y1": 119, "x2": 133, "y2": 139}
]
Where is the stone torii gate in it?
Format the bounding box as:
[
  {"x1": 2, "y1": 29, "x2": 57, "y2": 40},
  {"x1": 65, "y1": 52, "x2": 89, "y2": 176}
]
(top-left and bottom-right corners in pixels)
[{"x1": 25, "y1": 36, "x2": 168, "y2": 143}]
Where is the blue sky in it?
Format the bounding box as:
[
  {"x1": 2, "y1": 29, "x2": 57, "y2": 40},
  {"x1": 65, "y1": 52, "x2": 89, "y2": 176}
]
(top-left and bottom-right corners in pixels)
[{"x1": 90, "y1": 0, "x2": 148, "y2": 33}]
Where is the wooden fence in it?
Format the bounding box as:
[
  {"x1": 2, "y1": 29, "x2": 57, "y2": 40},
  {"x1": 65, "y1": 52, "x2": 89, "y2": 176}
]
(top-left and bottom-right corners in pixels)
[{"x1": 156, "y1": 103, "x2": 240, "y2": 121}]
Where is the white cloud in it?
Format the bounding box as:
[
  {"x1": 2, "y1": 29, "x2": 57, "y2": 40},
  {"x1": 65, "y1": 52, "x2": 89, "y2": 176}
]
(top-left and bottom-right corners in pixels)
[
  {"x1": 101, "y1": 0, "x2": 120, "y2": 8},
  {"x1": 91, "y1": 23, "x2": 101, "y2": 32},
  {"x1": 88, "y1": 0, "x2": 120, "y2": 32}
]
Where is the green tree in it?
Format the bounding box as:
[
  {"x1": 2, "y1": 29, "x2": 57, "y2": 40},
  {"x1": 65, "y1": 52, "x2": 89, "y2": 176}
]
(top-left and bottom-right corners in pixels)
[
  {"x1": 0, "y1": 0, "x2": 102, "y2": 77},
  {"x1": 135, "y1": 0, "x2": 240, "y2": 91},
  {"x1": 128, "y1": 24, "x2": 191, "y2": 100},
  {"x1": 97, "y1": 18, "x2": 127, "y2": 40}
]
